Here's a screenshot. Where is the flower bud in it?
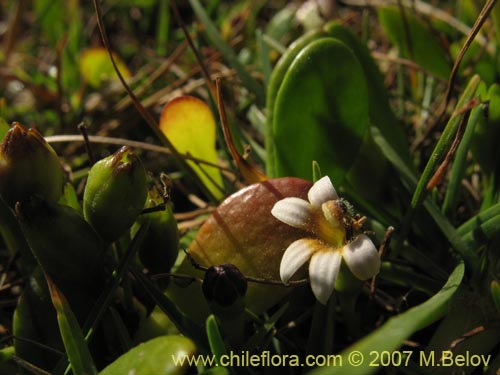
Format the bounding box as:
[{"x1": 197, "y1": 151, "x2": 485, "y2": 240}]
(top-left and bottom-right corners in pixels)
[
  {"x1": 0, "y1": 123, "x2": 64, "y2": 206},
  {"x1": 133, "y1": 189, "x2": 179, "y2": 274},
  {"x1": 202, "y1": 264, "x2": 247, "y2": 308},
  {"x1": 84, "y1": 146, "x2": 148, "y2": 242}
]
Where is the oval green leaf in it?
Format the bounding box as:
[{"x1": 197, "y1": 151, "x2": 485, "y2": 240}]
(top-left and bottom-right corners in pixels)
[
  {"x1": 272, "y1": 37, "x2": 370, "y2": 183},
  {"x1": 324, "y1": 21, "x2": 410, "y2": 165},
  {"x1": 265, "y1": 30, "x2": 323, "y2": 177},
  {"x1": 99, "y1": 336, "x2": 196, "y2": 375}
]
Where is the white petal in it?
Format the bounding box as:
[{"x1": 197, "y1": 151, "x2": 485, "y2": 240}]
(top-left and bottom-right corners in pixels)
[
  {"x1": 342, "y1": 234, "x2": 381, "y2": 280},
  {"x1": 308, "y1": 176, "x2": 338, "y2": 207},
  {"x1": 271, "y1": 197, "x2": 314, "y2": 230},
  {"x1": 309, "y1": 250, "x2": 342, "y2": 305},
  {"x1": 280, "y1": 238, "x2": 322, "y2": 283}
]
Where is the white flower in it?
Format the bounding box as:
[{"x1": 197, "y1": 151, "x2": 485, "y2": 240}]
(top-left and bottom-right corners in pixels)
[{"x1": 271, "y1": 176, "x2": 381, "y2": 305}]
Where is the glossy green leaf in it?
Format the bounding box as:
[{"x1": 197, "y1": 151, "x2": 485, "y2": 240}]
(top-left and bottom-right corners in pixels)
[
  {"x1": 265, "y1": 30, "x2": 323, "y2": 177},
  {"x1": 324, "y1": 21, "x2": 411, "y2": 165},
  {"x1": 79, "y1": 47, "x2": 131, "y2": 89},
  {"x1": 272, "y1": 37, "x2": 370, "y2": 183},
  {"x1": 160, "y1": 96, "x2": 224, "y2": 200},
  {"x1": 310, "y1": 262, "x2": 465, "y2": 375},
  {"x1": 46, "y1": 275, "x2": 97, "y2": 375},
  {"x1": 99, "y1": 336, "x2": 196, "y2": 375},
  {"x1": 378, "y1": 6, "x2": 451, "y2": 80}
]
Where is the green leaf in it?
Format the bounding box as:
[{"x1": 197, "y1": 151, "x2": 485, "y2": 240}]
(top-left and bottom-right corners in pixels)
[
  {"x1": 99, "y1": 336, "x2": 196, "y2": 375},
  {"x1": 324, "y1": 21, "x2": 411, "y2": 165},
  {"x1": 272, "y1": 37, "x2": 370, "y2": 183},
  {"x1": 442, "y1": 105, "x2": 484, "y2": 217},
  {"x1": 160, "y1": 96, "x2": 224, "y2": 200},
  {"x1": 411, "y1": 75, "x2": 481, "y2": 209},
  {"x1": 456, "y1": 202, "x2": 500, "y2": 251},
  {"x1": 309, "y1": 262, "x2": 465, "y2": 375},
  {"x1": 378, "y1": 6, "x2": 451, "y2": 80},
  {"x1": 470, "y1": 83, "x2": 500, "y2": 175},
  {"x1": 206, "y1": 315, "x2": 228, "y2": 368},
  {"x1": 372, "y1": 127, "x2": 479, "y2": 271},
  {"x1": 45, "y1": 275, "x2": 97, "y2": 375},
  {"x1": 265, "y1": 30, "x2": 322, "y2": 177},
  {"x1": 59, "y1": 182, "x2": 82, "y2": 214}
]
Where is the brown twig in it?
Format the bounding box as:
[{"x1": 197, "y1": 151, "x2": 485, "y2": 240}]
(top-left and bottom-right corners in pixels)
[
  {"x1": 77, "y1": 122, "x2": 95, "y2": 165},
  {"x1": 370, "y1": 226, "x2": 395, "y2": 294},
  {"x1": 414, "y1": 0, "x2": 497, "y2": 149}
]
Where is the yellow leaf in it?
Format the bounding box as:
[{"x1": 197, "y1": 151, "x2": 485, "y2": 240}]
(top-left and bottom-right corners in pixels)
[
  {"x1": 160, "y1": 96, "x2": 224, "y2": 199},
  {"x1": 79, "y1": 47, "x2": 131, "y2": 88}
]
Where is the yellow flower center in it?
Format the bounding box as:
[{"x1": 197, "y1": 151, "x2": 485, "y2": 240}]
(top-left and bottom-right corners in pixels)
[{"x1": 313, "y1": 200, "x2": 346, "y2": 248}]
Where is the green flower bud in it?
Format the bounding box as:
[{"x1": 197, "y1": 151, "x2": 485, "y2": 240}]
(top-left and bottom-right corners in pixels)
[
  {"x1": 133, "y1": 189, "x2": 179, "y2": 275},
  {"x1": 15, "y1": 197, "x2": 104, "y2": 287},
  {"x1": 0, "y1": 123, "x2": 64, "y2": 207},
  {"x1": 84, "y1": 146, "x2": 148, "y2": 242}
]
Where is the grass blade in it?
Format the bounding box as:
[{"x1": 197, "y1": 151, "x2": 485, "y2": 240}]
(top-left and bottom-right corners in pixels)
[
  {"x1": 411, "y1": 75, "x2": 481, "y2": 209},
  {"x1": 188, "y1": 0, "x2": 265, "y2": 104},
  {"x1": 442, "y1": 105, "x2": 484, "y2": 216},
  {"x1": 45, "y1": 275, "x2": 97, "y2": 375},
  {"x1": 206, "y1": 315, "x2": 229, "y2": 370}
]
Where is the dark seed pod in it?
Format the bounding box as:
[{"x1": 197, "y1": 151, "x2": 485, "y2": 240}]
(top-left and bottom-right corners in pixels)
[{"x1": 202, "y1": 264, "x2": 247, "y2": 307}]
